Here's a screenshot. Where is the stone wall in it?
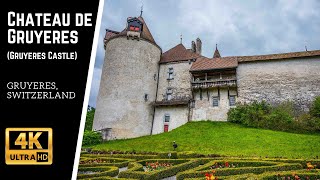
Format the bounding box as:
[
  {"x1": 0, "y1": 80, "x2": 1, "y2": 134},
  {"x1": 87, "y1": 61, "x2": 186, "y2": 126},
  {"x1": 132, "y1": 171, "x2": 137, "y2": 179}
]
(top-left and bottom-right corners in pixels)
[
  {"x1": 237, "y1": 57, "x2": 320, "y2": 111},
  {"x1": 93, "y1": 37, "x2": 161, "y2": 139},
  {"x1": 152, "y1": 106, "x2": 189, "y2": 134},
  {"x1": 156, "y1": 61, "x2": 192, "y2": 101},
  {"x1": 192, "y1": 88, "x2": 237, "y2": 121}
]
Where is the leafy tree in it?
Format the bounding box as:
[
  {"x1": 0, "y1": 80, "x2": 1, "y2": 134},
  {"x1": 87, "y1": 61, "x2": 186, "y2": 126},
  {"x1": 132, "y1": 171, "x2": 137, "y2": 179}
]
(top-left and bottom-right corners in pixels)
[{"x1": 85, "y1": 107, "x2": 95, "y2": 131}]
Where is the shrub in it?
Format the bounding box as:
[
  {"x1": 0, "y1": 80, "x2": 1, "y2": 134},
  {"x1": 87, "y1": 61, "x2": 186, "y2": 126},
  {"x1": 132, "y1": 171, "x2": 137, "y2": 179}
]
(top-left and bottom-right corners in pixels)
[
  {"x1": 264, "y1": 102, "x2": 294, "y2": 131},
  {"x1": 82, "y1": 131, "x2": 102, "y2": 146},
  {"x1": 227, "y1": 100, "x2": 320, "y2": 133},
  {"x1": 227, "y1": 101, "x2": 270, "y2": 127},
  {"x1": 310, "y1": 96, "x2": 320, "y2": 118}
]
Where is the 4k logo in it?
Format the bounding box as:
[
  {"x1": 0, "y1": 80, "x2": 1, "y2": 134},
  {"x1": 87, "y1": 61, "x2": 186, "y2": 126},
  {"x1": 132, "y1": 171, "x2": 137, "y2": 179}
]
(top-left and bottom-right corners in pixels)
[{"x1": 5, "y1": 128, "x2": 52, "y2": 165}]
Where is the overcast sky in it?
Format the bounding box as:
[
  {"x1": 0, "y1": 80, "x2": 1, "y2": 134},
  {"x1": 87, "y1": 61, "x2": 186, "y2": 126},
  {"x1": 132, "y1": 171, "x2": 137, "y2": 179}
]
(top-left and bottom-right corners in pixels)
[{"x1": 88, "y1": 0, "x2": 320, "y2": 107}]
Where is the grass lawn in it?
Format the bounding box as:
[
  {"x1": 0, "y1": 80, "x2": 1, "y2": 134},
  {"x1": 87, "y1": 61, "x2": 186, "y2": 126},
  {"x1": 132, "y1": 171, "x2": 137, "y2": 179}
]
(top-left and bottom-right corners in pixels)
[{"x1": 90, "y1": 121, "x2": 320, "y2": 159}]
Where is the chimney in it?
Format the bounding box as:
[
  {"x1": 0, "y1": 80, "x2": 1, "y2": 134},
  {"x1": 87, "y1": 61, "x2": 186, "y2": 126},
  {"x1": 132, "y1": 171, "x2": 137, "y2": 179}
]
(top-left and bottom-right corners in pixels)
[
  {"x1": 191, "y1": 41, "x2": 196, "y2": 53},
  {"x1": 196, "y1": 38, "x2": 202, "y2": 55}
]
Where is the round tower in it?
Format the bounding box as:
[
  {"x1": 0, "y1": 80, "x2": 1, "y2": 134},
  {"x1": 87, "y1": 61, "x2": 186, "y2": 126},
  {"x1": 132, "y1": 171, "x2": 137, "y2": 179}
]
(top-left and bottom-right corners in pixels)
[{"x1": 93, "y1": 16, "x2": 161, "y2": 140}]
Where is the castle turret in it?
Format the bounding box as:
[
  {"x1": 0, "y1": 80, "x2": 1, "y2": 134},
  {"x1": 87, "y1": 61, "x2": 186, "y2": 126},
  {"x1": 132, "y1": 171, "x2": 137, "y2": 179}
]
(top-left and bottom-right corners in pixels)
[{"x1": 93, "y1": 16, "x2": 161, "y2": 140}]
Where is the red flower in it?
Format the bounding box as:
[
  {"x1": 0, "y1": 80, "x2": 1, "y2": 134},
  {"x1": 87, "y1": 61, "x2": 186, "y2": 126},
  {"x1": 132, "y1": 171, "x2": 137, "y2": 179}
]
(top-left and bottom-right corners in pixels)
[{"x1": 225, "y1": 162, "x2": 229, "y2": 167}]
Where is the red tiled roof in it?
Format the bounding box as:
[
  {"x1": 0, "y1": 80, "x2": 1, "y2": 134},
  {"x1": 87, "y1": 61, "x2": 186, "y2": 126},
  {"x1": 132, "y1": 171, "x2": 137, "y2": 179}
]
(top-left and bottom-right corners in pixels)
[
  {"x1": 190, "y1": 50, "x2": 320, "y2": 72},
  {"x1": 238, "y1": 50, "x2": 320, "y2": 62},
  {"x1": 160, "y1": 44, "x2": 201, "y2": 63},
  {"x1": 104, "y1": 16, "x2": 157, "y2": 45},
  {"x1": 104, "y1": 30, "x2": 119, "y2": 41},
  {"x1": 190, "y1": 56, "x2": 238, "y2": 72}
]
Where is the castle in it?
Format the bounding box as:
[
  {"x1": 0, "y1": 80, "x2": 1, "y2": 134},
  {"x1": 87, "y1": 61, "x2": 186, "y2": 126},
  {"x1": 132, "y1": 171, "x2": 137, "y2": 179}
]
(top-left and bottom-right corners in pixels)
[{"x1": 93, "y1": 15, "x2": 320, "y2": 140}]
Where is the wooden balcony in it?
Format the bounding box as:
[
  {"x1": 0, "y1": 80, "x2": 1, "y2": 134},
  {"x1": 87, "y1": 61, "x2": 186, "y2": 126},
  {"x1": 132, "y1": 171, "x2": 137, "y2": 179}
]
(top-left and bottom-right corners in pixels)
[{"x1": 191, "y1": 79, "x2": 237, "y2": 89}]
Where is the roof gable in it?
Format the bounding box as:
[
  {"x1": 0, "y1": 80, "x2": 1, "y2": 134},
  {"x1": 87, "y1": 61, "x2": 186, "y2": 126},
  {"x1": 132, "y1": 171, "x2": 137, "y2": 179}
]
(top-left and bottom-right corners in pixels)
[{"x1": 160, "y1": 44, "x2": 200, "y2": 63}]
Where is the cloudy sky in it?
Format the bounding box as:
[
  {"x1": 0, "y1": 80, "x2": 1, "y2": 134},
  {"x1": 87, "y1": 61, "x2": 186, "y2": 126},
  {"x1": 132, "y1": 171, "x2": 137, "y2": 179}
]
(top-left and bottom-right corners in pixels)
[{"x1": 88, "y1": 0, "x2": 320, "y2": 107}]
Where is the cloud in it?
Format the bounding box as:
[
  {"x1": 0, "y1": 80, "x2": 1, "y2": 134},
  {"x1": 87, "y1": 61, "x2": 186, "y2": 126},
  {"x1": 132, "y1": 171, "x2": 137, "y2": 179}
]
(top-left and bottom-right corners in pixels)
[
  {"x1": 88, "y1": 0, "x2": 320, "y2": 107},
  {"x1": 88, "y1": 67, "x2": 102, "y2": 107},
  {"x1": 176, "y1": 0, "x2": 320, "y2": 56}
]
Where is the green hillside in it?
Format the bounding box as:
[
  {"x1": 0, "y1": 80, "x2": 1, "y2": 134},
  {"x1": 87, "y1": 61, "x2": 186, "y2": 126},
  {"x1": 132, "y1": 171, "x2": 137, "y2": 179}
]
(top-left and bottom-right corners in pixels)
[{"x1": 90, "y1": 121, "x2": 320, "y2": 159}]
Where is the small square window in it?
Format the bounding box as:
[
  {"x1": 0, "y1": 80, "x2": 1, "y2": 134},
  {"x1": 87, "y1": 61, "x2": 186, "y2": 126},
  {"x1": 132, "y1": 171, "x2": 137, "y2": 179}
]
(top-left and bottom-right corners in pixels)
[
  {"x1": 144, "y1": 94, "x2": 148, "y2": 101},
  {"x1": 212, "y1": 97, "x2": 219, "y2": 107},
  {"x1": 168, "y1": 68, "x2": 174, "y2": 80},
  {"x1": 229, "y1": 95, "x2": 236, "y2": 106},
  {"x1": 166, "y1": 88, "x2": 173, "y2": 100},
  {"x1": 164, "y1": 114, "x2": 170, "y2": 122}
]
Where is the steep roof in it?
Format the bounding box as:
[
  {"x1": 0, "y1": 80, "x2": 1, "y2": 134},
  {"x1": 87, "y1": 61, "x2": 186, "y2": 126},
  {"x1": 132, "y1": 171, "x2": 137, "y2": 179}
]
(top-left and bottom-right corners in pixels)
[
  {"x1": 160, "y1": 44, "x2": 201, "y2": 63},
  {"x1": 104, "y1": 30, "x2": 119, "y2": 40},
  {"x1": 190, "y1": 56, "x2": 238, "y2": 72},
  {"x1": 104, "y1": 16, "x2": 157, "y2": 45},
  {"x1": 238, "y1": 50, "x2": 320, "y2": 62}
]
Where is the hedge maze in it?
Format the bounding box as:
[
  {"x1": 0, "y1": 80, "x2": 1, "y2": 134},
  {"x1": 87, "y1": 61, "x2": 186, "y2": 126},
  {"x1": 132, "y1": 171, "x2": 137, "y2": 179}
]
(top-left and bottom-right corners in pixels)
[{"x1": 78, "y1": 151, "x2": 320, "y2": 180}]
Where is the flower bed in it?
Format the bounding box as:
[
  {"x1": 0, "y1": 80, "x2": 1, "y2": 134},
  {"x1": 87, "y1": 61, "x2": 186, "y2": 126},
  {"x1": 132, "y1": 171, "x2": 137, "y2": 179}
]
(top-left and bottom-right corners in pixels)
[{"x1": 145, "y1": 162, "x2": 173, "y2": 172}]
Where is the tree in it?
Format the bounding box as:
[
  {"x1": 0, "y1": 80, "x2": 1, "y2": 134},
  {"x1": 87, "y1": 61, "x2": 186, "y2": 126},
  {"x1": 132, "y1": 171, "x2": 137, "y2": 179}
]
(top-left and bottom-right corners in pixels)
[{"x1": 85, "y1": 107, "x2": 95, "y2": 131}]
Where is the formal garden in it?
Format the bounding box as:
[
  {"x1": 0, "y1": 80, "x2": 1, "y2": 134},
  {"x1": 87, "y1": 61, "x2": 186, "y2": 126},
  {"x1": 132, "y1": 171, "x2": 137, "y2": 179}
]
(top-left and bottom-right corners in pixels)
[
  {"x1": 78, "y1": 150, "x2": 320, "y2": 179},
  {"x1": 79, "y1": 98, "x2": 320, "y2": 179}
]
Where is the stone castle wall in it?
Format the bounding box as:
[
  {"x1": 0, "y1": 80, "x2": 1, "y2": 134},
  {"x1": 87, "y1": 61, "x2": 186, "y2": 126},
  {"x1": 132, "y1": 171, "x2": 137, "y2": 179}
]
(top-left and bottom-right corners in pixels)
[
  {"x1": 156, "y1": 61, "x2": 193, "y2": 101},
  {"x1": 192, "y1": 88, "x2": 237, "y2": 121},
  {"x1": 152, "y1": 106, "x2": 189, "y2": 134},
  {"x1": 237, "y1": 57, "x2": 320, "y2": 111},
  {"x1": 93, "y1": 37, "x2": 161, "y2": 139}
]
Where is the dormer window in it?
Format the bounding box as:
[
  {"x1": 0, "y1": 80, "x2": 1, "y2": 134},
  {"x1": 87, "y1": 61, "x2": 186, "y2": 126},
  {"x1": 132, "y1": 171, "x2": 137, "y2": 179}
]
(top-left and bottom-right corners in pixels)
[
  {"x1": 127, "y1": 17, "x2": 143, "y2": 32},
  {"x1": 127, "y1": 17, "x2": 143, "y2": 40}
]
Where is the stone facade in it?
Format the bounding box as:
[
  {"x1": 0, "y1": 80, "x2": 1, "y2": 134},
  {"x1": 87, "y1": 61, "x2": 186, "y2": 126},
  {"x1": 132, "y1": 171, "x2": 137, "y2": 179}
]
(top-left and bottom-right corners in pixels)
[
  {"x1": 156, "y1": 61, "x2": 193, "y2": 101},
  {"x1": 93, "y1": 37, "x2": 161, "y2": 139},
  {"x1": 237, "y1": 57, "x2": 320, "y2": 111},
  {"x1": 152, "y1": 106, "x2": 189, "y2": 134},
  {"x1": 192, "y1": 88, "x2": 237, "y2": 121}
]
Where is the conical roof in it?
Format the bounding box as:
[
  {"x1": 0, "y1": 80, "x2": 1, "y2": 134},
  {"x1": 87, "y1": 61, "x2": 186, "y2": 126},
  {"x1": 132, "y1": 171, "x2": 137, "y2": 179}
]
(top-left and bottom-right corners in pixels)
[
  {"x1": 213, "y1": 44, "x2": 221, "y2": 58},
  {"x1": 115, "y1": 16, "x2": 156, "y2": 44}
]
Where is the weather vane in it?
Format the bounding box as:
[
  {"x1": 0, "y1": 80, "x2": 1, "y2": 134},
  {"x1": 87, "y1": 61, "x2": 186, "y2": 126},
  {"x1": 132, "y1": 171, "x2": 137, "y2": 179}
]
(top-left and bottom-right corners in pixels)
[{"x1": 140, "y1": 3, "x2": 143, "y2": 17}]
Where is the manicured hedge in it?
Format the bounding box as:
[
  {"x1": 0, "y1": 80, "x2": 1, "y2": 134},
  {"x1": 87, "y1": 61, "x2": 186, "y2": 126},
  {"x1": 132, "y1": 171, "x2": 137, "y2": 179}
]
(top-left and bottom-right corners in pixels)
[
  {"x1": 127, "y1": 162, "x2": 144, "y2": 171},
  {"x1": 176, "y1": 160, "x2": 302, "y2": 180},
  {"x1": 80, "y1": 177, "x2": 135, "y2": 180},
  {"x1": 262, "y1": 158, "x2": 320, "y2": 168},
  {"x1": 81, "y1": 153, "x2": 158, "y2": 160},
  {"x1": 77, "y1": 166, "x2": 118, "y2": 179},
  {"x1": 79, "y1": 158, "x2": 133, "y2": 168},
  {"x1": 259, "y1": 172, "x2": 320, "y2": 180},
  {"x1": 158, "y1": 152, "x2": 178, "y2": 159},
  {"x1": 194, "y1": 160, "x2": 278, "y2": 171},
  {"x1": 118, "y1": 159, "x2": 204, "y2": 180}
]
